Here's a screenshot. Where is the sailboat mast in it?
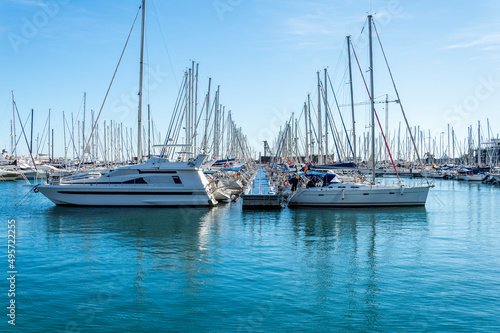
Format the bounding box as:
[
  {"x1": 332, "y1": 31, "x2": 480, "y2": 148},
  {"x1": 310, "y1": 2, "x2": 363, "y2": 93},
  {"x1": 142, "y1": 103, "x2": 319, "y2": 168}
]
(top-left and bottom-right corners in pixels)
[
  {"x1": 317, "y1": 71, "x2": 323, "y2": 164},
  {"x1": 194, "y1": 63, "x2": 199, "y2": 151},
  {"x1": 63, "y1": 111, "x2": 67, "y2": 166},
  {"x1": 10, "y1": 120, "x2": 13, "y2": 157},
  {"x1": 347, "y1": 36, "x2": 356, "y2": 164},
  {"x1": 368, "y1": 15, "x2": 375, "y2": 184},
  {"x1": 137, "y1": 0, "x2": 146, "y2": 163},
  {"x1": 324, "y1": 68, "x2": 328, "y2": 162},
  {"x1": 308, "y1": 93, "x2": 312, "y2": 162},
  {"x1": 11, "y1": 91, "x2": 17, "y2": 158},
  {"x1": 304, "y1": 101, "x2": 309, "y2": 162},
  {"x1": 478, "y1": 120, "x2": 481, "y2": 166},
  {"x1": 31, "y1": 109, "x2": 34, "y2": 157},
  {"x1": 48, "y1": 108, "x2": 51, "y2": 162},
  {"x1": 83, "y1": 92, "x2": 86, "y2": 157},
  {"x1": 203, "y1": 77, "x2": 211, "y2": 151}
]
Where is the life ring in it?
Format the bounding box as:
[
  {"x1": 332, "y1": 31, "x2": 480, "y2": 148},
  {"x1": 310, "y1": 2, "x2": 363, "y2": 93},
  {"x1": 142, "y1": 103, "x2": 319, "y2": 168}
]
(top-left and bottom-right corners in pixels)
[{"x1": 287, "y1": 160, "x2": 293, "y2": 165}]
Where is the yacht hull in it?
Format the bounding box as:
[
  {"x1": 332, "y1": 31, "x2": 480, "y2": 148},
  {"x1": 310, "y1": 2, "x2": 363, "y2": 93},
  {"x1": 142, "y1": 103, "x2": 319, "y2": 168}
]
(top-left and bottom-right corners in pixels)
[
  {"x1": 288, "y1": 185, "x2": 430, "y2": 207},
  {"x1": 37, "y1": 185, "x2": 217, "y2": 207}
]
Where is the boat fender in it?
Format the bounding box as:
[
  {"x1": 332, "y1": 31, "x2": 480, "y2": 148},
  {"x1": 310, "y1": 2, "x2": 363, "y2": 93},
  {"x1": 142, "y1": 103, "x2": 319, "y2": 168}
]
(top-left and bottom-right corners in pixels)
[
  {"x1": 342, "y1": 189, "x2": 345, "y2": 200},
  {"x1": 400, "y1": 186, "x2": 404, "y2": 195}
]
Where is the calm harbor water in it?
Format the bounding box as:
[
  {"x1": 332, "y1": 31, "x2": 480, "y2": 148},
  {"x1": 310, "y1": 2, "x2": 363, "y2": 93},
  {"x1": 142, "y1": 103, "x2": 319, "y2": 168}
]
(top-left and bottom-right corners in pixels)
[{"x1": 2, "y1": 179, "x2": 500, "y2": 332}]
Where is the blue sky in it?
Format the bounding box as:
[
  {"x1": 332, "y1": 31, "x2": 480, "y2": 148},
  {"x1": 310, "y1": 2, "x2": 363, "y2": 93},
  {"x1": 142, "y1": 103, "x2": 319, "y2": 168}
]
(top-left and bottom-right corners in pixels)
[{"x1": 1, "y1": 0, "x2": 500, "y2": 157}]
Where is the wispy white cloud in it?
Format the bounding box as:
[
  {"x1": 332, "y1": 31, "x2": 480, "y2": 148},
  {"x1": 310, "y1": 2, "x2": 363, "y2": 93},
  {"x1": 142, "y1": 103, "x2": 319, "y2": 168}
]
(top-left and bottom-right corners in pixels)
[
  {"x1": 285, "y1": 14, "x2": 338, "y2": 36},
  {"x1": 443, "y1": 33, "x2": 500, "y2": 49}
]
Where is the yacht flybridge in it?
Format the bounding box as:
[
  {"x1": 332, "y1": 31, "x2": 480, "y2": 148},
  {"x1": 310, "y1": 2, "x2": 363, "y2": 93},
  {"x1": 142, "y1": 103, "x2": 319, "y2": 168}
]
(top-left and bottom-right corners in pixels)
[{"x1": 36, "y1": 154, "x2": 218, "y2": 206}]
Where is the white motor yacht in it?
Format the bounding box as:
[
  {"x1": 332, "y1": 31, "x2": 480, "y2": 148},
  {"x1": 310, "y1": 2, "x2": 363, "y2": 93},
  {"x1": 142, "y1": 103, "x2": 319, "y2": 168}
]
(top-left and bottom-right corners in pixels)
[{"x1": 36, "y1": 154, "x2": 217, "y2": 207}]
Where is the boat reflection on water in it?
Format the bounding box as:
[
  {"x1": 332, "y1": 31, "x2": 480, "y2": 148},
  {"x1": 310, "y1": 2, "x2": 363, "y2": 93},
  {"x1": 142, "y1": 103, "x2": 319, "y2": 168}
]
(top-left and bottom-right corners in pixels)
[
  {"x1": 239, "y1": 205, "x2": 429, "y2": 330},
  {"x1": 43, "y1": 205, "x2": 213, "y2": 246},
  {"x1": 34, "y1": 203, "x2": 430, "y2": 331}
]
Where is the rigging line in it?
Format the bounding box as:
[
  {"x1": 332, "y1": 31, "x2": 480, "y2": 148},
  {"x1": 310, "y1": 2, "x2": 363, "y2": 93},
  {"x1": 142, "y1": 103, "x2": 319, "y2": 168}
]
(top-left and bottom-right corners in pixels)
[
  {"x1": 271, "y1": 115, "x2": 293, "y2": 169},
  {"x1": 320, "y1": 82, "x2": 343, "y2": 162},
  {"x1": 307, "y1": 100, "x2": 320, "y2": 146},
  {"x1": 296, "y1": 102, "x2": 305, "y2": 123},
  {"x1": 70, "y1": 93, "x2": 85, "y2": 140},
  {"x1": 309, "y1": 109, "x2": 320, "y2": 147},
  {"x1": 327, "y1": 72, "x2": 354, "y2": 158},
  {"x1": 170, "y1": 103, "x2": 187, "y2": 159},
  {"x1": 296, "y1": 125, "x2": 307, "y2": 157},
  {"x1": 273, "y1": 127, "x2": 288, "y2": 168},
  {"x1": 204, "y1": 96, "x2": 217, "y2": 149},
  {"x1": 15, "y1": 186, "x2": 37, "y2": 206},
  {"x1": 82, "y1": 6, "x2": 141, "y2": 167},
  {"x1": 335, "y1": 64, "x2": 349, "y2": 98},
  {"x1": 356, "y1": 18, "x2": 368, "y2": 47},
  {"x1": 194, "y1": 97, "x2": 207, "y2": 134},
  {"x1": 350, "y1": 42, "x2": 401, "y2": 184},
  {"x1": 167, "y1": 87, "x2": 189, "y2": 158},
  {"x1": 14, "y1": 103, "x2": 38, "y2": 174},
  {"x1": 372, "y1": 21, "x2": 431, "y2": 185},
  {"x1": 151, "y1": 0, "x2": 179, "y2": 88},
  {"x1": 64, "y1": 116, "x2": 81, "y2": 164},
  {"x1": 120, "y1": 126, "x2": 131, "y2": 161},
  {"x1": 14, "y1": 112, "x2": 31, "y2": 149},
  {"x1": 331, "y1": 41, "x2": 347, "y2": 82},
  {"x1": 161, "y1": 72, "x2": 187, "y2": 156},
  {"x1": 37, "y1": 115, "x2": 49, "y2": 157}
]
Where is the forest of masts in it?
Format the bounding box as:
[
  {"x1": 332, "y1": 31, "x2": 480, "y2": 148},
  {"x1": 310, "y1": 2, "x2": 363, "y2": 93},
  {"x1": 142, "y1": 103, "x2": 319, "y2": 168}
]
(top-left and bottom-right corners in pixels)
[
  {"x1": 8, "y1": 61, "x2": 254, "y2": 168},
  {"x1": 268, "y1": 67, "x2": 499, "y2": 167}
]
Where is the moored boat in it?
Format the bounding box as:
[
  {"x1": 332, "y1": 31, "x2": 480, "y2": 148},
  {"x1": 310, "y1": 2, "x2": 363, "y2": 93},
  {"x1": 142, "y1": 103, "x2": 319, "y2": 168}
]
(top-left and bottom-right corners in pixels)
[{"x1": 36, "y1": 154, "x2": 217, "y2": 207}]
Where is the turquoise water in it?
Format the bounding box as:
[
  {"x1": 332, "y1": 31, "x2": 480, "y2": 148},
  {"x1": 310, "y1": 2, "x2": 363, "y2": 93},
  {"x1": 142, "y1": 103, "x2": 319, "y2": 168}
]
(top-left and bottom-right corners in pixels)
[{"x1": 2, "y1": 179, "x2": 500, "y2": 332}]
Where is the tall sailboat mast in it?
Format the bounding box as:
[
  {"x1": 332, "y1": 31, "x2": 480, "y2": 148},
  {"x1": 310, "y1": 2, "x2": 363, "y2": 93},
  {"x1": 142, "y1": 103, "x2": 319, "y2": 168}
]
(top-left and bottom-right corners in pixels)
[
  {"x1": 317, "y1": 71, "x2": 323, "y2": 164},
  {"x1": 368, "y1": 15, "x2": 376, "y2": 184},
  {"x1": 11, "y1": 91, "x2": 17, "y2": 158},
  {"x1": 347, "y1": 35, "x2": 356, "y2": 164},
  {"x1": 137, "y1": 0, "x2": 146, "y2": 163}
]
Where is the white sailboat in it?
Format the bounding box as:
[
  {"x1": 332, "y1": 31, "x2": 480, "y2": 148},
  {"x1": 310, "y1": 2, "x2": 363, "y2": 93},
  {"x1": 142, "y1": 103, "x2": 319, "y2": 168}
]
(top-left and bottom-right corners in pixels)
[
  {"x1": 36, "y1": 1, "x2": 217, "y2": 207},
  {"x1": 0, "y1": 170, "x2": 20, "y2": 181},
  {"x1": 288, "y1": 15, "x2": 431, "y2": 207},
  {"x1": 288, "y1": 179, "x2": 429, "y2": 207},
  {"x1": 463, "y1": 172, "x2": 487, "y2": 182}
]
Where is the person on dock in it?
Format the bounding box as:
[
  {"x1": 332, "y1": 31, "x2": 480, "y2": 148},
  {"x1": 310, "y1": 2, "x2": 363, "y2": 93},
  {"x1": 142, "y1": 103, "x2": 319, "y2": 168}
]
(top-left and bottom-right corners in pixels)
[{"x1": 289, "y1": 174, "x2": 299, "y2": 191}]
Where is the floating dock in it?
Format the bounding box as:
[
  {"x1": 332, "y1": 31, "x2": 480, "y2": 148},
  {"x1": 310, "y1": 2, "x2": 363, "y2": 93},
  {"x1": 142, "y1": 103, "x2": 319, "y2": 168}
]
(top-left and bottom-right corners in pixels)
[{"x1": 242, "y1": 167, "x2": 281, "y2": 208}]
